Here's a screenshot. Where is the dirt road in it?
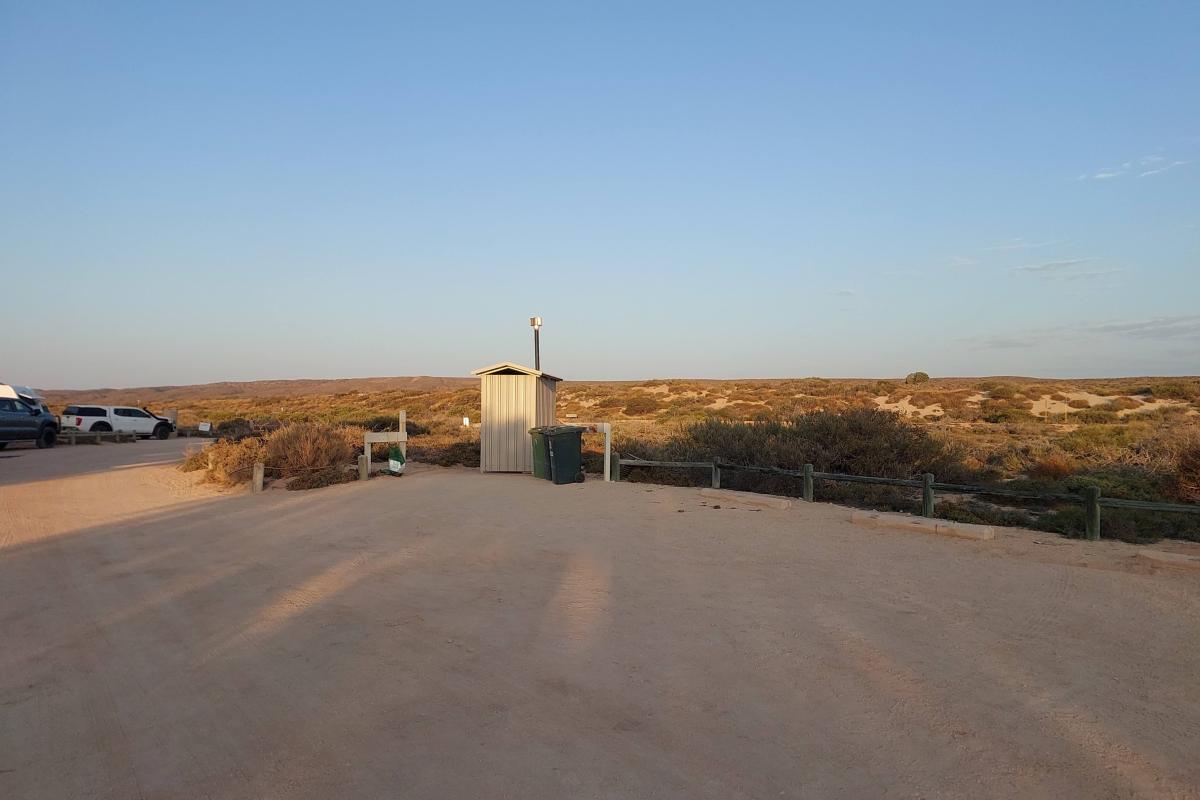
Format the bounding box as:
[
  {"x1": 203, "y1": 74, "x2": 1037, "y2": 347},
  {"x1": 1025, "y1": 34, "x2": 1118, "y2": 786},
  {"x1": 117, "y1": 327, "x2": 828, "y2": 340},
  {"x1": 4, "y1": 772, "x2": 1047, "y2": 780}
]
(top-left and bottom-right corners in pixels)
[{"x1": 2, "y1": 441, "x2": 1198, "y2": 798}]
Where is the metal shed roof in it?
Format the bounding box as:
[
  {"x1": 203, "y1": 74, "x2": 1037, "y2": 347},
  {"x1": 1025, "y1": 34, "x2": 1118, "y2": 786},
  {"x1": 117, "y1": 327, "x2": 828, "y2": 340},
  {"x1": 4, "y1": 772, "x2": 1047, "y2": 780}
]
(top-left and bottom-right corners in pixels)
[{"x1": 471, "y1": 362, "x2": 562, "y2": 381}]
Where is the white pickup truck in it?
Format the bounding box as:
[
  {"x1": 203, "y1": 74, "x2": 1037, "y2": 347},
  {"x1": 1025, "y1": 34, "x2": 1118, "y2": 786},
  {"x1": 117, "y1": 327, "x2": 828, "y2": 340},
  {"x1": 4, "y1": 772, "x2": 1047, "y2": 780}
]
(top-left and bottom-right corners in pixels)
[{"x1": 60, "y1": 405, "x2": 176, "y2": 439}]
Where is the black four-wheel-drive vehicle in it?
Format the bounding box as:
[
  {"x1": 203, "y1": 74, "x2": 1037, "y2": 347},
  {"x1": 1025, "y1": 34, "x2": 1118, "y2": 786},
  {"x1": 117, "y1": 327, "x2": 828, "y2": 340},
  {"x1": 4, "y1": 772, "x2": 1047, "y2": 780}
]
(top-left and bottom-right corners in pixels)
[{"x1": 0, "y1": 397, "x2": 58, "y2": 449}]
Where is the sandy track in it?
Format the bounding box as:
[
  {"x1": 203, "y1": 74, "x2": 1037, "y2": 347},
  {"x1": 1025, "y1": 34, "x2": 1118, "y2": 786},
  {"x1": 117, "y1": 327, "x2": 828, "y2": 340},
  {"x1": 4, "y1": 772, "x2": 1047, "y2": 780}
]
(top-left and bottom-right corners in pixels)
[{"x1": 1, "y1": 441, "x2": 1198, "y2": 798}]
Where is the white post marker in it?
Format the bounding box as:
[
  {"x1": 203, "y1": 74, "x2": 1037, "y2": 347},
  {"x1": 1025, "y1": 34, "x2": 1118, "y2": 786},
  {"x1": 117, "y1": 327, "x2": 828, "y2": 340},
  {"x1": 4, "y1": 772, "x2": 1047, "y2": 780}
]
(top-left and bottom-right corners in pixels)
[
  {"x1": 365, "y1": 411, "x2": 409, "y2": 475},
  {"x1": 565, "y1": 422, "x2": 613, "y2": 481}
]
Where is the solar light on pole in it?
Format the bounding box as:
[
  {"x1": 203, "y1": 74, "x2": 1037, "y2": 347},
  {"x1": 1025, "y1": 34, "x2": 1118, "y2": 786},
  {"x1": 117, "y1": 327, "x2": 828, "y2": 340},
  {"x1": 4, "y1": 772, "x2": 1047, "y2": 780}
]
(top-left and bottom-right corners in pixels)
[{"x1": 530, "y1": 316, "x2": 542, "y2": 370}]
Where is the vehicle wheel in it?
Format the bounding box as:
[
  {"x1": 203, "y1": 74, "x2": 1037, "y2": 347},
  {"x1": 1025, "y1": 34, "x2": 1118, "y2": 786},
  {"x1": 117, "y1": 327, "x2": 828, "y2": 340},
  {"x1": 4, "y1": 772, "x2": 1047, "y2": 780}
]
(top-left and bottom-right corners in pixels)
[
  {"x1": 36, "y1": 427, "x2": 57, "y2": 449},
  {"x1": 154, "y1": 424, "x2": 170, "y2": 440},
  {"x1": 90, "y1": 422, "x2": 112, "y2": 432},
  {"x1": 0, "y1": 442, "x2": 7, "y2": 450}
]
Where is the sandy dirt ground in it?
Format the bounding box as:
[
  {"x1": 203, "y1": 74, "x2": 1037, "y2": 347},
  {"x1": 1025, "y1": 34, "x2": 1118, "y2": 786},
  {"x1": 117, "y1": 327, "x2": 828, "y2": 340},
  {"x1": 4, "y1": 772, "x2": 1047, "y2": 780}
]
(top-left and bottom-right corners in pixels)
[{"x1": 2, "y1": 440, "x2": 1199, "y2": 799}]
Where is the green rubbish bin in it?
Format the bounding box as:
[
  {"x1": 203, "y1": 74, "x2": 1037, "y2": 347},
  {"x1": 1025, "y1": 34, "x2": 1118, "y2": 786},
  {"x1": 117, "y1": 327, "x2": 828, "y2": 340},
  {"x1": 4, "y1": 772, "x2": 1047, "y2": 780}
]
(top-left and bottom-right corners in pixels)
[
  {"x1": 529, "y1": 428, "x2": 552, "y2": 480},
  {"x1": 529, "y1": 426, "x2": 585, "y2": 484}
]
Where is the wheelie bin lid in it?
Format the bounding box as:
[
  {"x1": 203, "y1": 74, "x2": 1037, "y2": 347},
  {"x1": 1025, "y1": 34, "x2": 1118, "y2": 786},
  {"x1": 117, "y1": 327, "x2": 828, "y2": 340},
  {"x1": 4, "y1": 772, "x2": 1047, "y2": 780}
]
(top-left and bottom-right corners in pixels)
[{"x1": 528, "y1": 425, "x2": 586, "y2": 436}]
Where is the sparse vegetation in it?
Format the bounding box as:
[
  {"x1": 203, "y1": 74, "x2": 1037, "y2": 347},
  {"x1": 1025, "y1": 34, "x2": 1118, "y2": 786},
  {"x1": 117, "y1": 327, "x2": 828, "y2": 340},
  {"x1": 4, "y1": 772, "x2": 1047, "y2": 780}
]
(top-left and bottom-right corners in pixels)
[{"x1": 93, "y1": 374, "x2": 1200, "y2": 534}]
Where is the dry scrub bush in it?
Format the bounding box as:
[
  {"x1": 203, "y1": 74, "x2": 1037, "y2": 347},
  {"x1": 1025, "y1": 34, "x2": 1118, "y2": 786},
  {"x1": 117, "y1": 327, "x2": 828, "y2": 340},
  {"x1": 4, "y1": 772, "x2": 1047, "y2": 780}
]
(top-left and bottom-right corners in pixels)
[
  {"x1": 644, "y1": 408, "x2": 965, "y2": 479},
  {"x1": 204, "y1": 438, "x2": 266, "y2": 486},
  {"x1": 1068, "y1": 399, "x2": 1091, "y2": 409},
  {"x1": 1027, "y1": 453, "x2": 1075, "y2": 481},
  {"x1": 622, "y1": 395, "x2": 663, "y2": 416},
  {"x1": 987, "y1": 384, "x2": 1018, "y2": 400},
  {"x1": 287, "y1": 468, "x2": 356, "y2": 491},
  {"x1": 264, "y1": 422, "x2": 354, "y2": 478},
  {"x1": 618, "y1": 409, "x2": 968, "y2": 510},
  {"x1": 179, "y1": 448, "x2": 209, "y2": 472},
  {"x1": 1178, "y1": 443, "x2": 1200, "y2": 502},
  {"x1": 1101, "y1": 396, "x2": 1142, "y2": 412}
]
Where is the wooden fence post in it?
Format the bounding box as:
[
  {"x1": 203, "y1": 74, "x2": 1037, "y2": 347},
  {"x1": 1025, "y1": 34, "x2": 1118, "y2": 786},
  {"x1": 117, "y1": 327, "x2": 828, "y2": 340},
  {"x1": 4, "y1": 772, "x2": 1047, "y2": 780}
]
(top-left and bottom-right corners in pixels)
[
  {"x1": 711, "y1": 457, "x2": 721, "y2": 489},
  {"x1": 358, "y1": 454, "x2": 369, "y2": 481},
  {"x1": 252, "y1": 462, "x2": 264, "y2": 493},
  {"x1": 922, "y1": 473, "x2": 935, "y2": 517},
  {"x1": 1084, "y1": 486, "x2": 1101, "y2": 540},
  {"x1": 612, "y1": 452, "x2": 621, "y2": 482},
  {"x1": 802, "y1": 464, "x2": 814, "y2": 502}
]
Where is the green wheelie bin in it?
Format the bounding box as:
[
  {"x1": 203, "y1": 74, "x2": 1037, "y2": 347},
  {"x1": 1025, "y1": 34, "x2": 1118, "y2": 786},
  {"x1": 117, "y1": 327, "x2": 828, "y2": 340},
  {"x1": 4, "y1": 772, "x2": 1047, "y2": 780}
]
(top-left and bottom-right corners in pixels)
[
  {"x1": 529, "y1": 427, "x2": 552, "y2": 480},
  {"x1": 529, "y1": 426, "x2": 585, "y2": 484}
]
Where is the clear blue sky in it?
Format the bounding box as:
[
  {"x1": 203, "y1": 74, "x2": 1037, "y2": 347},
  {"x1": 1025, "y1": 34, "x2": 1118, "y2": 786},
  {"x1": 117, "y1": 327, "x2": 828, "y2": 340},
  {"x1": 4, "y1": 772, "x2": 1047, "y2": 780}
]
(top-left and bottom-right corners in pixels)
[{"x1": 3, "y1": 1, "x2": 1197, "y2": 388}]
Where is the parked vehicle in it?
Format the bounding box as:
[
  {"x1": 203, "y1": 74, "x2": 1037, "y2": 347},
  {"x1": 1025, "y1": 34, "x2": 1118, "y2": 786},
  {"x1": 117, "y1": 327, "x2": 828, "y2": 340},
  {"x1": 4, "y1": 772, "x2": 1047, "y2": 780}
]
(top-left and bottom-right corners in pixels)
[
  {"x1": 59, "y1": 405, "x2": 175, "y2": 439},
  {"x1": 0, "y1": 383, "x2": 52, "y2": 415},
  {"x1": 0, "y1": 396, "x2": 58, "y2": 449}
]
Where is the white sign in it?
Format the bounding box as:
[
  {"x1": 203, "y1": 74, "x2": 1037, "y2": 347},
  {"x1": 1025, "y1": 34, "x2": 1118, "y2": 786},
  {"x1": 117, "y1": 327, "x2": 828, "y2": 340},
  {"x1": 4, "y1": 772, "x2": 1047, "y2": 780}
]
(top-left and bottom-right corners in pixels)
[
  {"x1": 198, "y1": 422, "x2": 212, "y2": 433},
  {"x1": 463, "y1": 416, "x2": 470, "y2": 426}
]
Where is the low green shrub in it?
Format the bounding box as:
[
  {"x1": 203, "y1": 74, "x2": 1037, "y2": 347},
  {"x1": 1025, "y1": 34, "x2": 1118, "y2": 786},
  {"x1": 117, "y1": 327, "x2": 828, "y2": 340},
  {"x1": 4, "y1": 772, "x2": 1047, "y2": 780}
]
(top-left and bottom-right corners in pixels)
[
  {"x1": 980, "y1": 401, "x2": 1036, "y2": 424},
  {"x1": 620, "y1": 409, "x2": 968, "y2": 496},
  {"x1": 1145, "y1": 381, "x2": 1198, "y2": 401},
  {"x1": 622, "y1": 395, "x2": 663, "y2": 416},
  {"x1": 986, "y1": 384, "x2": 1017, "y2": 400},
  {"x1": 215, "y1": 417, "x2": 254, "y2": 440}
]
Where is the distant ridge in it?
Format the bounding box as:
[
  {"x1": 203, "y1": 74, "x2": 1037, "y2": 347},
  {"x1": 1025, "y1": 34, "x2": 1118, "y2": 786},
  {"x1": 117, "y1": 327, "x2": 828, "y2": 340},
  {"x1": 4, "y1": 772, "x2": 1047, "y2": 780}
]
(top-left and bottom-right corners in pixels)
[{"x1": 43, "y1": 375, "x2": 477, "y2": 404}]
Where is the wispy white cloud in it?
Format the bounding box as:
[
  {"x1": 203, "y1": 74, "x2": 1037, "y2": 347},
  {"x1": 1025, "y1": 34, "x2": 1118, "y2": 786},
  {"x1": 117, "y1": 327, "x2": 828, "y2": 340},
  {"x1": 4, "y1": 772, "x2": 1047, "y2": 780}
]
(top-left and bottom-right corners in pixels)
[
  {"x1": 1043, "y1": 268, "x2": 1123, "y2": 281},
  {"x1": 962, "y1": 314, "x2": 1200, "y2": 350},
  {"x1": 985, "y1": 238, "x2": 1061, "y2": 251},
  {"x1": 1138, "y1": 160, "x2": 1191, "y2": 177},
  {"x1": 1087, "y1": 315, "x2": 1200, "y2": 340},
  {"x1": 1077, "y1": 152, "x2": 1192, "y2": 180},
  {"x1": 830, "y1": 289, "x2": 855, "y2": 298},
  {"x1": 1012, "y1": 257, "x2": 1097, "y2": 273}
]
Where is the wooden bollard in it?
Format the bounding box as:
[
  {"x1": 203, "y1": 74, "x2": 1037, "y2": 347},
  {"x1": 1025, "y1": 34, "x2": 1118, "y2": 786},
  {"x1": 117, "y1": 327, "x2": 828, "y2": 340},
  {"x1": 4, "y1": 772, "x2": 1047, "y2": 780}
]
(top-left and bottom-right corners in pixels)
[
  {"x1": 252, "y1": 462, "x2": 264, "y2": 493},
  {"x1": 1084, "y1": 486, "x2": 1101, "y2": 540},
  {"x1": 922, "y1": 473, "x2": 935, "y2": 517},
  {"x1": 802, "y1": 463, "x2": 814, "y2": 502},
  {"x1": 711, "y1": 457, "x2": 721, "y2": 489},
  {"x1": 358, "y1": 454, "x2": 369, "y2": 481}
]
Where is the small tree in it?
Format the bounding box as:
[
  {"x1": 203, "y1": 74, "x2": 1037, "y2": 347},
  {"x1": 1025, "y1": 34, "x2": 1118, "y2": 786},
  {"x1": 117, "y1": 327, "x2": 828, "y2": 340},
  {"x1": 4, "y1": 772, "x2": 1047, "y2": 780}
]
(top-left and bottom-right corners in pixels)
[{"x1": 905, "y1": 371, "x2": 930, "y2": 385}]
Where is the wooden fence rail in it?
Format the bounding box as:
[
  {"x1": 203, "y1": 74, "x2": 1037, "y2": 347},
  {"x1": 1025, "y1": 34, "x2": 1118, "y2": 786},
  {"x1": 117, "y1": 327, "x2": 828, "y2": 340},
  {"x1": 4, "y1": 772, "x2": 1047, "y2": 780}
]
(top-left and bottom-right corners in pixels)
[
  {"x1": 612, "y1": 454, "x2": 1200, "y2": 541},
  {"x1": 58, "y1": 430, "x2": 141, "y2": 445}
]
